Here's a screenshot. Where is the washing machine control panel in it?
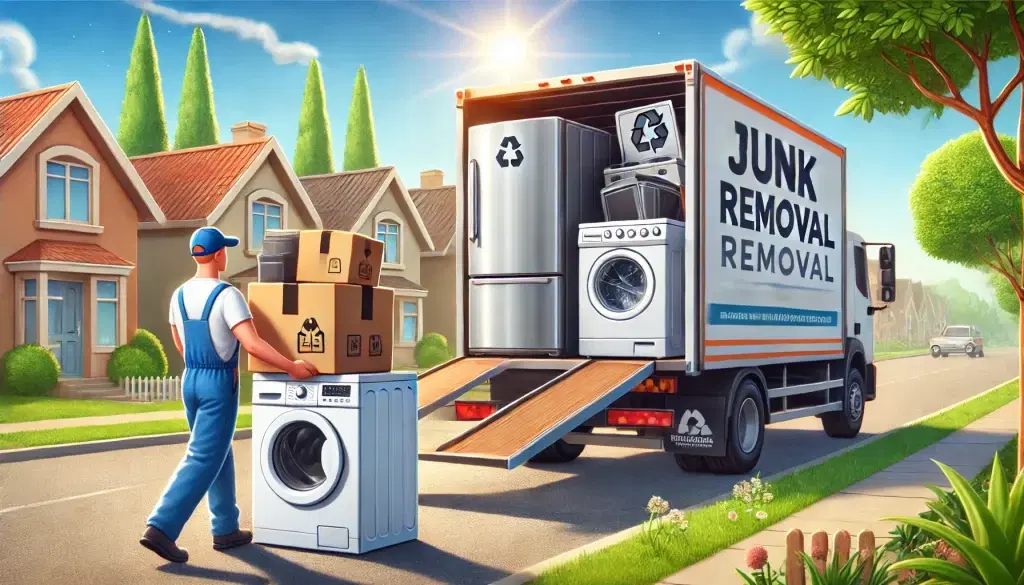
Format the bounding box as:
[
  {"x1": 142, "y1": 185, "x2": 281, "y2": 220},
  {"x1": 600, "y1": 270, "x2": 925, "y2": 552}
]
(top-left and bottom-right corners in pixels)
[
  {"x1": 285, "y1": 383, "x2": 318, "y2": 406},
  {"x1": 320, "y1": 384, "x2": 355, "y2": 407}
]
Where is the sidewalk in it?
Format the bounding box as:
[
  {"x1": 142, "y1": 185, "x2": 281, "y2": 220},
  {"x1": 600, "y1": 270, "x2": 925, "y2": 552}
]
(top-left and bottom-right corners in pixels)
[
  {"x1": 661, "y1": 400, "x2": 1019, "y2": 585},
  {"x1": 0, "y1": 405, "x2": 254, "y2": 434}
]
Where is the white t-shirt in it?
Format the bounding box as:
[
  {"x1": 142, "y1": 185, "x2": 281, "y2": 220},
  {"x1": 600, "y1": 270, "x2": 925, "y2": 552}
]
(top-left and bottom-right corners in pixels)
[{"x1": 168, "y1": 279, "x2": 252, "y2": 363}]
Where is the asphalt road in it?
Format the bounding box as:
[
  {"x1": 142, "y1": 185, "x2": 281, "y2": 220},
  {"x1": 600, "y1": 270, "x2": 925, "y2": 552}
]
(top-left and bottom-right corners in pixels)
[{"x1": 0, "y1": 350, "x2": 1017, "y2": 585}]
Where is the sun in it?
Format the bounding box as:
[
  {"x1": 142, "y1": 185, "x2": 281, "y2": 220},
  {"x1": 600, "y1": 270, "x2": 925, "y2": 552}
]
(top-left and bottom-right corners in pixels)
[{"x1": 486, "y1": 29, "x2": 528, "y2": 69}]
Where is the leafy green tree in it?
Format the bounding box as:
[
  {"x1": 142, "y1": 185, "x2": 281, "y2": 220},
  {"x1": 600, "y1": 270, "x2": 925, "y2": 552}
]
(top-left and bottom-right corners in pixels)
[
  {"x1": 749, "y1": 0, "x2": 1024, "y2": 467},
  {"x1": 343, "y1": 65, "x2": 381, "y2": 171},
  {"x1": 994, "y1": 273, "x2": 1022, "y2": 315},
  {"x1": 117, "y1": 13, "x2": 169, "y2": 157},
  {"x1": 174, "y1": 27, "x2": 219, "y2": 150},
  {"x1": 293, "y1": 59, "x2": 334, "y2": 176}
]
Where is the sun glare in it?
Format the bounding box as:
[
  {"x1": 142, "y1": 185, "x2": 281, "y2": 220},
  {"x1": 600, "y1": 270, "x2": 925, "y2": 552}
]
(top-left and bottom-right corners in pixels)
[{"x1": 487, "y1": 30, "x2": 528, "y2": 69}]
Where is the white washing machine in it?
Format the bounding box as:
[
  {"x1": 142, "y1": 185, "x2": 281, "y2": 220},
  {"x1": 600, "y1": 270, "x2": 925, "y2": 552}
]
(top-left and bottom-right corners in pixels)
[
  {"x1": 578, "y1": 219, "x2": 685, "y2": 358},
  {"x1": 251, "y1": 371, "x2": 418, "y2": 554}
]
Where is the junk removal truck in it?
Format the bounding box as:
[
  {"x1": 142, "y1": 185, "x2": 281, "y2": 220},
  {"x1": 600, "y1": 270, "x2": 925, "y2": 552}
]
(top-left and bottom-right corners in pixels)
[{"x1": 416, "y1": 60, "x2": 897, "y2": 474}]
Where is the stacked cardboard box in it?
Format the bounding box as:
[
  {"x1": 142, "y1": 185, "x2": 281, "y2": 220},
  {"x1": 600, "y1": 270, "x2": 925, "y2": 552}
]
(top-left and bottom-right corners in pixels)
[{"x1": 248, "y1": 230, "x2": 395, "y2": 374}]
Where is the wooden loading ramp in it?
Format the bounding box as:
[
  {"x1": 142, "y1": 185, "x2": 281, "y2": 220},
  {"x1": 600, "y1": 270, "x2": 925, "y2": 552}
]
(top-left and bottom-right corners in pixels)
[
  {"x1": 416, "y1": 357, "x2": 510, "y2": 419},
  {"x1": 420, "y1": 360, "x2": 654, "y2": 470}
]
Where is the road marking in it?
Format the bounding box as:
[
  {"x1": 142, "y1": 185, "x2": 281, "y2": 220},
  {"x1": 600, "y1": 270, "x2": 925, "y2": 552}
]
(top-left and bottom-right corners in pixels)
[
  {"x1": 878, "y1": 365, "x2": 959, "y2": 387},
  {"x1": 0, "y1": 484, "x2": 145, "y2": 516}
]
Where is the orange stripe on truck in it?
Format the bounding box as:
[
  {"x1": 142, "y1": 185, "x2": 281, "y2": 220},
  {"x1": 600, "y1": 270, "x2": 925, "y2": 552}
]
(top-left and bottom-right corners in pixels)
[
  {"x1": 703, "y1": 75, "x2": 845, "y2": 158},
  {"x1": 705, "y1": 349, "x2": 844, "y2": 362},
  {"x1": 706, "y1": 338, "x2": 843, "y2": 347}
]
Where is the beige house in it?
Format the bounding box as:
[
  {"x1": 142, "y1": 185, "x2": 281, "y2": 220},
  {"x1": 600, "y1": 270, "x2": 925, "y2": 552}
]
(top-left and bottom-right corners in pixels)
[
  {"x1": 300, "y1": 167, "x2": 435, "y2": 366},
  {"x1": 410, "y1": 170, "x2": 457, "y2": 348},
  {"x1": 133, "y1": 122, "x2": 323, "y2": 373}
]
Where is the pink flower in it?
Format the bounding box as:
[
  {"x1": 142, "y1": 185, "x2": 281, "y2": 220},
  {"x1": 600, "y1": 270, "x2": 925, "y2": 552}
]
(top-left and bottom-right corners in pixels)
[
  {"x1": 746, "y1": 545, "x2": 769, "y2": 570},
  {"x1": 728, "y1": 510, "x2": 739, "y2": 521}
]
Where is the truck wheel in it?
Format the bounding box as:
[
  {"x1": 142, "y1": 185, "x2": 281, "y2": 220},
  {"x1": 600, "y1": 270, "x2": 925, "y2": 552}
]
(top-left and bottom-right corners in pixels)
[
  {"x1": 673, "y1": 454, "x2": 708, "y2": 473},
  {"x1": 930, "y1": 345, "x2": 941, "y2": 358},
  {"x1": 822, "y1": 369, "x2": 865, "y2": 439},
  {"x1": 978, "y1": 349, "x2": 985, "y2": 358},
  {"x1": 965, "y1": 343, "x2": 976, "y2": 357},
  {"x1": 529, "y1": 427, "x2": 590, "y2": 464},
  {"x1": 705, "y1": 379, "x2": 765, "y2": 475}
]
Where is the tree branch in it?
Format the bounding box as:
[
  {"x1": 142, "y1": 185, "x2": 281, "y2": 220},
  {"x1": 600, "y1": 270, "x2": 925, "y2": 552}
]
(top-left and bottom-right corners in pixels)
[
  {"x1": 1008, "y1": 0, "x2": 1024, "y2": 56},
  {"x1": 898, "y1": 43, "x2": 967, "y2": 104},
  {"x1": 993, "y1": 62, "x2": 1024, "y2": 115},
  {"x1": 897, "y1": 52, "x2": 981, "y2": 119},
  {"x1": 976, "y1": 240, "x2": 1017, "y2": 285}
]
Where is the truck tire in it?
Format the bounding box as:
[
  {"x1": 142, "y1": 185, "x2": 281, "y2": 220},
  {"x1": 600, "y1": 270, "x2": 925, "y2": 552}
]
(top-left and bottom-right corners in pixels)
[
  {"x1": 673, "y1": 454, "x2": 708, "y2": 473},
  {"x1": 965, "y1": 343, "x2": 976, "y2": 358},
  {"x1": 930, "y1": 345, "x2": 941, "y2": 358},
  {"x1": 822, "y1": 369, "x2": 865, "y2": 439},
  {"x1": 978, "y1": 349, "x2": 985, "y2": 358},
  {"x1": 705, "y1": 379, "x2": 765, "y2": 475},
  {"x1": 529, "y1": 427, "x2": 591, "y2": 464}
]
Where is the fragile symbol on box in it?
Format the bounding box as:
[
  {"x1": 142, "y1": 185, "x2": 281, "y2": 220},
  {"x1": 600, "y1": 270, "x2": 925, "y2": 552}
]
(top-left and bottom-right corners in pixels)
[
  {"x1": 297, "y1": 318, "x2": 325, "y2": 354},
  {"x1": 328, "y1": 258, "x2": 342, "y2": 274},
  {"x1": 347, "y1": 334, "x2": 362, "y2": 357},
  {"x1": 369, "y1": 334, "x2": 382, "y2": 357},
  {"x1": 358, "y1": 241, "x2": 374, "y2": 281}
]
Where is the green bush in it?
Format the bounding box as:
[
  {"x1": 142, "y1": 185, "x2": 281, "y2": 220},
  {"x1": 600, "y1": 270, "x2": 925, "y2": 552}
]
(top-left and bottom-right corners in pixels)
[
  {"x1": 1, "y1": 344, "x2": 61, "y2": 396},
  {"x1": 107, "y1": 345, "x2": 159, "y2": 383},
  {"x1": 131, "y1": 328, "x2": 168, "y2": 376},
  {"x1": 414, "y1": 333, "x2": 451, "y2": 369}
]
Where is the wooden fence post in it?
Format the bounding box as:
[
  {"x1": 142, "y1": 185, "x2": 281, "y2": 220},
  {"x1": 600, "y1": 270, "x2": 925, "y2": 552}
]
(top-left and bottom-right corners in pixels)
[
  {"x1": 834, "y1": 530, "x2": 851, "y2": 565},
  {"x1": 811, "y1": 531, "x2": 828, "y2": 574},
  {"x1": 858, "y1": 530, "x2": 875, "y2": 585},
  {"x1": 786, "y1": 529, "x2": 805, "y2": 585}
]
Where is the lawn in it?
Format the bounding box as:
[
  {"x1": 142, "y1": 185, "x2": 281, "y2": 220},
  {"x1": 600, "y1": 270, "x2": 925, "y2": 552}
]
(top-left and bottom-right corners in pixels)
[
  {"x1": 530, "y1": 378, "x2": 1019, "y2": 585},
  {"x1": 0, "y1": 394, "x2": 183, "y2": 424},
  {"x1": 0, "y1": 414, "x2": 254, "y2": 450},
  {"x1": 875, "y1": 348, "x2": 929, "y2": 360}
]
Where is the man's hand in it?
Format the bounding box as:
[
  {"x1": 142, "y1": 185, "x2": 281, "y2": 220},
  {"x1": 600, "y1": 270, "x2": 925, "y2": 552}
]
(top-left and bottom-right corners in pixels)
[{"x1": 288, "y1": 360, "x2": 319, "y2": 380}]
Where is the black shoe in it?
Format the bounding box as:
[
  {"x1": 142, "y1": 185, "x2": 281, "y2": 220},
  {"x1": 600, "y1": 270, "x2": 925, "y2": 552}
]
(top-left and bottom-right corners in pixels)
[
  {"x1": 140, "y1": 526, "x2": 189, "y2": 563},
  {"x1": 213, "y1": 529, "x2": 253, "y2": 551}
]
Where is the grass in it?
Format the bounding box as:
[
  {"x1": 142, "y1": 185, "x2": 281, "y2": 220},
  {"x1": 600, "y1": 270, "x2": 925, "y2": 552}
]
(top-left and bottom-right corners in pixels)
[
  {"x1": 0, "y1": 414, "x2": 253, "y2": 450},
  {"x1": 0, "y1": 394, "x2": 183, "y2": 424},
  {"x1": 875, "y1": 348, "x2": 929, "y2": 360},
  {"x1": 530, "y1": 378, "x2": 1019, "y2": 585}
]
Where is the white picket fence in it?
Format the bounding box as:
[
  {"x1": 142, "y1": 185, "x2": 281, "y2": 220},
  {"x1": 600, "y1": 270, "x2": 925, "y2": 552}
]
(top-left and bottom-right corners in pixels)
[{"x1": 121, "y1": 376, "x2": 182, "y2": 402}]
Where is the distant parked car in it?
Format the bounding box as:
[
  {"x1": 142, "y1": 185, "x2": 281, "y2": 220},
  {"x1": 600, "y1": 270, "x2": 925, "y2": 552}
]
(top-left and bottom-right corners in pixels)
[{"x1": 929, "y1": 325, "x2": 985, "y2": 358}]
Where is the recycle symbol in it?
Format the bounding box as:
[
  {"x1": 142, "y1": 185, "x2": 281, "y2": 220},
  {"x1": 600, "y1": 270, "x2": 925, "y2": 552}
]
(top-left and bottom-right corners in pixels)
[
  {"x1": 678, "y1": 409, "x2": 713, "y2": 436},
  {"x1": 630, "y1": 109, "x2": 670, "y2": 153},
  {"x1": 496, "y1": 136, "x2": 524, "y2": 168}
]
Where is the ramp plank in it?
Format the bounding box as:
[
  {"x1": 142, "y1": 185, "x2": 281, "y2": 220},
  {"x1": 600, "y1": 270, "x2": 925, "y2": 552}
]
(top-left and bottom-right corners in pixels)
[
  {"x1": 417, "y1": 358, "x2": 507, "y2": 411},
  {"x1": 439, "y1": 360, "x2": 651, "y2": 457}
]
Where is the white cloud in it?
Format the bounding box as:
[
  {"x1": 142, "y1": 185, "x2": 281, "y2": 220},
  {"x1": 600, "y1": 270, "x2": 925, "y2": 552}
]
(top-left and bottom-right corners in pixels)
[
  {"x1": 129, "y1": 0, "x2": 319, "y2": 65},
  {"x1": 710, "y1": 12, "x2": 786, "y2": 76},
  {"x1": 0, "y1": 21, "x2": 40, "y2": 90}
]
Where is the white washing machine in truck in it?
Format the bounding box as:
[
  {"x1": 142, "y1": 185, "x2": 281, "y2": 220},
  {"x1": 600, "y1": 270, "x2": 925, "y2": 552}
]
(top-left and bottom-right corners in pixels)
[{"x1": 251, "y1": 371, "x2": 418, "y2": 554}]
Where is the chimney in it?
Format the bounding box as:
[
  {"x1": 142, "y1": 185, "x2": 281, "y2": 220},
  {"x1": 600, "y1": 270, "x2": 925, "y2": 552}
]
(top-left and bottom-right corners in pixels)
[
  {"x1": 420, "y1": 169, "x2": 444, "y2": 189},
  {"x1": 231, "y1": 121, "x2": 267, "y2": 143}
]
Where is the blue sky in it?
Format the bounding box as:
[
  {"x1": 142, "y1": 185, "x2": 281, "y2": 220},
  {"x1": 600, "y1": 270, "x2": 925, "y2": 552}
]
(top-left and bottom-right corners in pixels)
[{"x1": 1, "y1": 0, "x2": 1019, "y2": 301}]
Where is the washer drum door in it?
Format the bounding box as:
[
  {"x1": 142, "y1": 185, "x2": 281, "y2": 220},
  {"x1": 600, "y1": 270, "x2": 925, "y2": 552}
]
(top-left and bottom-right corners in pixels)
[
  {"x1": 261, "y1": 409, "x2": 344, "y2": 506},
  {"x1": 587, "y1": 248, "x2": 656, "y2": 321}
]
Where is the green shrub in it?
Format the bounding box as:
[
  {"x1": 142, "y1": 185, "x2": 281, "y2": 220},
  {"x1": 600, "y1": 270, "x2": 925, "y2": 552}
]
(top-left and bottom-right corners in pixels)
[
  {"x1": 419, "y1": 332, "x2": 448, "y2": 349},
  {"x1": 414, "y1": 333, "x2": 451, "y2": 368},
  {"x1": 131, "y1": 328, "x2": 168, "y2": 376},
  {"x1": 1, "y1": 344, "x2": 61, "y2": 396},
  {"x1": 107, "y1": 345, "x2": 159, "y2": 383}
]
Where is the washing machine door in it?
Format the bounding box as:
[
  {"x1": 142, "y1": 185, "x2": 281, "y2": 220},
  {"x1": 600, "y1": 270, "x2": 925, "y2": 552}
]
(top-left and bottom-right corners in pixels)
[
  {"x1": 587, "y1": 248, "x2": 655, "y2": 321},
  {"x1": 260, "y1": 409, "x2": 343, "y2": 506}
]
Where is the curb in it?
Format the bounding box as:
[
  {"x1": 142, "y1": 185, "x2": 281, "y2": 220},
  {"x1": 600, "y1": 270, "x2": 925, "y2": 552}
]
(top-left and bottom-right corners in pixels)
[
  {"x1": 0, "y1": 428, "x2": 253, "y2": 464},
  {"x1": 488, "y1": 377, "x2": 1020, "y2": 585}
]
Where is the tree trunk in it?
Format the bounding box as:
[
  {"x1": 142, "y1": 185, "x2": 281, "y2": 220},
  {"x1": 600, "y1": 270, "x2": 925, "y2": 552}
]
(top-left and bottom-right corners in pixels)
[{"x1": 1019, "y1": 296, "x2": 1024, "y2": 472}]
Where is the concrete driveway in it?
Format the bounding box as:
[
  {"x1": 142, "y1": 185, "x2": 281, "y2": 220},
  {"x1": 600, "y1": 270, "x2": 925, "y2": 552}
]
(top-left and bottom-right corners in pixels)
[{"x1": 0, "y1": 349, "x2": 1017, "y2": 585}]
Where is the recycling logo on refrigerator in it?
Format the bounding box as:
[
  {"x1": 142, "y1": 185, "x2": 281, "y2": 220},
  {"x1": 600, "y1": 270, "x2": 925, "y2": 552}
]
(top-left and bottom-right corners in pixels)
[{"x1": 496, "y1": 136, "x2": 524, "y2": 168}]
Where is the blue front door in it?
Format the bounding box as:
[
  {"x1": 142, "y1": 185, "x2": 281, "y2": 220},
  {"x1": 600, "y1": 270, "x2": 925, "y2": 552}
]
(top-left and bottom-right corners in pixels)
[{"x1": 49, "y1": 280, "x2": 83, "y2": 377}]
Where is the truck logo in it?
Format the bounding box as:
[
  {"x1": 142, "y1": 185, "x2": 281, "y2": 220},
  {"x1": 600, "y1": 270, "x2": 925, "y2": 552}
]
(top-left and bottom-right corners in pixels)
[
  {"x1": 496, "y1": 136, "x2": 524, "y2": 168},
  {"x1": 631, "y1": 109, "x2": 670, "y2": 153},
  {"x1": 678, "y1": 409, "x2": 713, "y2": 436},
  {"x1": 297, "y1": 318, "x2": 325, "y2": 354}
]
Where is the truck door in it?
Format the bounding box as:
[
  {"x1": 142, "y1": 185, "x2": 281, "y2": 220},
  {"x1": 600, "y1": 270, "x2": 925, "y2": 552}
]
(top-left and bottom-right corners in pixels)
[{"x1": 850, "y1": 242, "x2": 873, "y2": 360}]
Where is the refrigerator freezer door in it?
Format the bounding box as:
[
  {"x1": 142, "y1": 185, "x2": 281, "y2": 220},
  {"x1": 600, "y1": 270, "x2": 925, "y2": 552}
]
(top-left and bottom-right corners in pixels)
[
  {"x1": 469, "y1": 276, "x2": 563, "y2": 353},
  {"x1": 468, "y1": 118, "x2": 564, "y2": 276}
]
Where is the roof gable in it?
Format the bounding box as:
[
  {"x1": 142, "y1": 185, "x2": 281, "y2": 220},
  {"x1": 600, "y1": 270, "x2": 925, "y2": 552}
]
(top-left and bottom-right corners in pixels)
[{"x1": 411, "y1": 185, "x2": 455, "y2": 255}]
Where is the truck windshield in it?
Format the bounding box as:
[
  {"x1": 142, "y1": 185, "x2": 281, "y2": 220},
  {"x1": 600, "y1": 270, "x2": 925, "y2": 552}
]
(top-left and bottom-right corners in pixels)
[{"x1": 944, "y1": 327, "x2": 970, "y2": 337}]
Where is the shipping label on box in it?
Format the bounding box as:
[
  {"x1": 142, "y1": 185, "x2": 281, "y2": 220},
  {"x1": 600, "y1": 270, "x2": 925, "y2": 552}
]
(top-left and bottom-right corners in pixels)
[
  {"x1": 295, "y1": 230, "x2": 384, "y2": 286},
  {"x1": 248, "y1": 283, "x2": 394, "y2": 374}
]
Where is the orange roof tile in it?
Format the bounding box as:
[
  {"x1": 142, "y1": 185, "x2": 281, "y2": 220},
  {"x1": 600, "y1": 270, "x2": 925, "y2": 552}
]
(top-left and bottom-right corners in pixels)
[
  {"x1": 0, "y1": 84, "x2": 75, "y2": 159},
  {"x1": 4, "y1": 239, "x2": 133, "y2": 266},
  {"x1": 300, "y1": 167, "x2": 394, "y2": 230},
  {"x1": 131, "y1": 139, "x2": 270, "y2": 221},
  {"x1": 410, "y1": 185, "x2": 455, "y2": 251}
]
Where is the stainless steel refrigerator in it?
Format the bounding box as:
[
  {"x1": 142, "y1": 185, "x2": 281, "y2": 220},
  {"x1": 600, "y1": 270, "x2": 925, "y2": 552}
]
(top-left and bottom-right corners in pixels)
[{"x1": 467, "y1": 117, "x2": 612, "y2": 356}]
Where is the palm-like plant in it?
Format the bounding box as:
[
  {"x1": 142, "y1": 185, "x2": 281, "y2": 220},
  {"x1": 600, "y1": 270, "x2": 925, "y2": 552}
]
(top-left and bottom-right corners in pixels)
[
  {"x1": 798, "y1": 550, "x2": 898, "y2": 585},
  {"x1": 883, "y1": 454, "x2": 1024, "y2": 584}
]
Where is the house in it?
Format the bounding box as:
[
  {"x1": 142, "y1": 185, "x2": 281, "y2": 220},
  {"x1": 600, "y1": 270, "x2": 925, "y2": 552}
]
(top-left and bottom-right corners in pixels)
[
  {"x1": 0, "y1": 83, "x2": 166, "y2": 379},
  {"x1": 409, "y1": 170, "x2": 457, "y2": 348},
  {"x1": 300, "y1": 167, "x2": 435, "y2": 366},
  {"x1": 133, "y1": 122, "x2": 323, "y2": 373}
]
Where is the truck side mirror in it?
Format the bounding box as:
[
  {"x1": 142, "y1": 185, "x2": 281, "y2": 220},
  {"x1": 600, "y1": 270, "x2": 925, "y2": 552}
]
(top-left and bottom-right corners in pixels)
[{"x1": 877, "y1": 245, "x2": 896, "y2": 303}]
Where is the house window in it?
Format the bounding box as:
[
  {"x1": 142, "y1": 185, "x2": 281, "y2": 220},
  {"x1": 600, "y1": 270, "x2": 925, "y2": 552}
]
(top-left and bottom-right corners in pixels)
[
  {"x1": 96, "y1": 280, "x2": 118, "y2": 347},
  {"x1": 46, "y1": 161, "x2": 91, "y2": 222},
  {"x1": 401, "y1": 300, "x2": 418, "y2": 343},
  {"x1": 376, "y1": 220, "x2": 401, "y2": 265},
  {"x1": 251, "y1": 201, "x2": 282, "y2": 250},
  {"x1": 23, "y1": 279, "x2": 38, "y2": 344}
]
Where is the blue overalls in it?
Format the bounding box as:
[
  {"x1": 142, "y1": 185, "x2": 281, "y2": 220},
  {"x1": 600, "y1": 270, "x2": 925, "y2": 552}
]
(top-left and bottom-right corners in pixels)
[{"x1": 148, "y1": 283, "x2": 241, "y2": 541}]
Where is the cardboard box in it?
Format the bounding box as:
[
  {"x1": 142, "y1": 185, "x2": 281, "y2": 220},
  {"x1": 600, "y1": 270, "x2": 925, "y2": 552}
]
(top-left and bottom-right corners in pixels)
[
  {"x1": 248, "y1": 283, "x2": 394, "y2": 374},
  {"x1": 296, "y1": 230, "x2": 384, "y2": 286}
]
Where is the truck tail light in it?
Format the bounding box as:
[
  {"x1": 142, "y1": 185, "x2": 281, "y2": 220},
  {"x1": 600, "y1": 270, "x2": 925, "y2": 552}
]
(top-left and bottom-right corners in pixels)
[
  {"x1": 454, "y1": 401, "x2": 498, "y2": 421},
  {"x1": 607, "y1": 409, "x2": 674, "y2": 428},
  {"x1": 632, "y1": 377, "x2": 678, "y2": 394},
  {"x1": 975, "y1": 338, "x2": 983, "y2": 344}
]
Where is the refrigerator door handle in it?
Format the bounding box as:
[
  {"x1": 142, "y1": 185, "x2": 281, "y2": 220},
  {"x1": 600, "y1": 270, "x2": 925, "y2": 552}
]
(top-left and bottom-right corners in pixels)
[
  {"x1": 471, "y1": 277, "x2": 553, "y2": 285},
  {"x1": 469, "y1": 159, "x2": 481, "y2": 243}
]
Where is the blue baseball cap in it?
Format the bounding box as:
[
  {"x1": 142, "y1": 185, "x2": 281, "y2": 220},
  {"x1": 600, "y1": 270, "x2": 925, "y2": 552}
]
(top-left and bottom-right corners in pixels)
[{"x1": 189, "y1": 227, "x2": 240, "y2": 257}]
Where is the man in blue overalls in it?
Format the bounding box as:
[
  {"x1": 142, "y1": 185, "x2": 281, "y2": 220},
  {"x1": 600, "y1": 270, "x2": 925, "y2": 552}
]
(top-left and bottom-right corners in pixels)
[{"x1": 140, "y1": 227, "x2": 318, "y2": 563}]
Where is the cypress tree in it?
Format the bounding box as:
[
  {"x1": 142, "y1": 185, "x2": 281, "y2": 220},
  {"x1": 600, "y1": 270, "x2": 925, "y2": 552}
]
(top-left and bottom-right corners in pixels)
[
  {"x1": 293, "y1": 59, "x2": 335, "y2": 176},
  {"x1": 174, "y1": 27, "x2": 219, "y2": 149},
  {"x1": 117, "y1": 13, "x2": 169, "y2": 156},
  {"x1": 342, "y1": 65, "x2": 381, "y2": 171}
]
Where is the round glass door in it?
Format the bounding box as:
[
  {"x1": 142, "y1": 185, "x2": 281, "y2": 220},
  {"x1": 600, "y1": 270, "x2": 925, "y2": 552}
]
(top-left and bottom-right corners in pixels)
[
  {"x1": 588, "y1": 249, "x2": 655, "y2": 321},
  {"x1": 261, "y1": 410, "x2": 343, "y2": 506}
]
